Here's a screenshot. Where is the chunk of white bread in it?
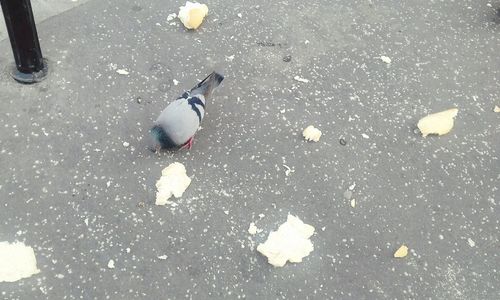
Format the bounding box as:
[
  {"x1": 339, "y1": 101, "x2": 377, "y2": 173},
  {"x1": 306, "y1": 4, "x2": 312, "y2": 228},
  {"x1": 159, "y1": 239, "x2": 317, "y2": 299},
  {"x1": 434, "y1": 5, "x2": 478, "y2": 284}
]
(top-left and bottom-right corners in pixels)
[{"x1": 417, "y1": 108, "x2": 458, "y2": 137}]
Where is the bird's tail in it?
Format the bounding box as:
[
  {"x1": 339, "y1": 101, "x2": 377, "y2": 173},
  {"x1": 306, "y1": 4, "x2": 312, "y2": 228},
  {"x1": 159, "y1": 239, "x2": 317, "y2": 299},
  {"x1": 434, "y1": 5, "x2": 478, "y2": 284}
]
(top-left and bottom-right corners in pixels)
[{"x1": 190, "y1": 71, "x2": 224, "y2": 97}]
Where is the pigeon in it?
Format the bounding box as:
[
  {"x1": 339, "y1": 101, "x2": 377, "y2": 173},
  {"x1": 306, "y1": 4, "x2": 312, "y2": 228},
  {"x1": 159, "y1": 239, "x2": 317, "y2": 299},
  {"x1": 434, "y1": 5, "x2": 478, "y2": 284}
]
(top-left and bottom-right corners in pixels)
[{"x1": 150, "y1": 71, "x2": 224, "y2": 151}]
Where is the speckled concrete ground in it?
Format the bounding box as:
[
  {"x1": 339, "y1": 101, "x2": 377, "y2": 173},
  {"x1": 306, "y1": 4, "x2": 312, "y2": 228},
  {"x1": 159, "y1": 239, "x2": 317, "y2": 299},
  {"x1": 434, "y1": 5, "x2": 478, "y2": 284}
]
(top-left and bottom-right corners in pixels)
[{"x1": 0, "y1": 0, "x2": 499, "y2": 299}]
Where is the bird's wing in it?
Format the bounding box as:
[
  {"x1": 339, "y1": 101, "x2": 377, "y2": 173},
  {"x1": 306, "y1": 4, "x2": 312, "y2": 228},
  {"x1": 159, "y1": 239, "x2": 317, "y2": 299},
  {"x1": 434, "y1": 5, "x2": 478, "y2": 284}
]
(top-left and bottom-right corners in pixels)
[{"x1": 156, "y1": 97, "x2": 204, "y2": 145}]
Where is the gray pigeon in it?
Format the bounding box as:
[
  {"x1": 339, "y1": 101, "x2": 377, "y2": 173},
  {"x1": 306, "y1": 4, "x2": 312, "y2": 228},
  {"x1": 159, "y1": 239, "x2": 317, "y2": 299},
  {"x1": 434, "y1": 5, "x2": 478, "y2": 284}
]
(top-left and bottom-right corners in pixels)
[{"x1": 150, "y1": 71, "x2": 224, "y2": 151}]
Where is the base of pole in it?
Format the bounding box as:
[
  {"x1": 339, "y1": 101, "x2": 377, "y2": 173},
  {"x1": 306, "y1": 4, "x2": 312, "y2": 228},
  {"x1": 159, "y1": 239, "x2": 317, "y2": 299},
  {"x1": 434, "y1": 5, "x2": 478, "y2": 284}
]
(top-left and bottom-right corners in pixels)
[{"x1": 10, "y1": 58, "x2": 48, "y2": 84}]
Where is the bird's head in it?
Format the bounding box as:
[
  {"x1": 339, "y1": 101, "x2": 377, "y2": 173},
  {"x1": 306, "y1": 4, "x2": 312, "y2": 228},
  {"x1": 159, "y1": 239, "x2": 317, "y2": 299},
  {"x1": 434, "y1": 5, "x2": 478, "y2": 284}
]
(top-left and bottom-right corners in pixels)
[{"x1": 150, "y1": 125, "x2": 177, "y2": 150}]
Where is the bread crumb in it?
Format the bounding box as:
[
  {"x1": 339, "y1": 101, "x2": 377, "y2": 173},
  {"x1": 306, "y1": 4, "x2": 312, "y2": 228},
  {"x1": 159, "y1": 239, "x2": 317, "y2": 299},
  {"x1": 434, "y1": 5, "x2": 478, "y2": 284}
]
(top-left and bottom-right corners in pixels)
[
  {"x1": 380, "y1": 56, "x2": 392, "y2": 64},
  {"x1": 293, "y1": 75, "x2": 309, "y2": 83},
  {"x1": 394, "y1": 245, "x2": 408, "y2": 258},
  {"x1": 494, "y1": 105, "x2": 500, "y2": 113},
  {"x1": 257, "y1": 215, "x2": 315, "y2": 267},
  {"x1": 417, "y1": 108, "x2": 458, "y2": 137},
  {"x1": 178, "y1": 1, "x2": 208, "y2": 29},
  {"x1": 107, "y1": 259, "x2": 115, "y2": 269},
  {"x1": 0, "y1": 242, "x2": 40, "y2": 282},
  {"x1": 248, "y1": 222, "x2": 261, "y2": 235},
  {"x1": 116, "y1": 69, "x2": 129, "y2": 75},
  {"x1": 155, "y1": 162, "x2": 192, "y2": 206},
  {"x1": 302, "y1": 125, "x2": 322, "y2": 142},
  {"x1": 166, "y1": 13, "x2": 177, "y2": 22}
]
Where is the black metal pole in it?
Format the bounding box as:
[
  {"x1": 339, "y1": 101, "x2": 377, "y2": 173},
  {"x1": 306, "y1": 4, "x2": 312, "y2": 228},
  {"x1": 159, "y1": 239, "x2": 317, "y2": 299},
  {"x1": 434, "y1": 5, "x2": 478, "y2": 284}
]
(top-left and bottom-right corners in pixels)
[{"x1": 1, "y1": 0, "x2": 47, "y2": 83}]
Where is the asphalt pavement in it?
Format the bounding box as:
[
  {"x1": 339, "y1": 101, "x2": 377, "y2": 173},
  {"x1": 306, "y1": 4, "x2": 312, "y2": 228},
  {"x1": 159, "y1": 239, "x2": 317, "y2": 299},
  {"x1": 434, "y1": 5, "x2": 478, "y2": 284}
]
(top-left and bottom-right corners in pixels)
[{"x1": 0, "y1": 0, "x2": 499, "y2": 299}]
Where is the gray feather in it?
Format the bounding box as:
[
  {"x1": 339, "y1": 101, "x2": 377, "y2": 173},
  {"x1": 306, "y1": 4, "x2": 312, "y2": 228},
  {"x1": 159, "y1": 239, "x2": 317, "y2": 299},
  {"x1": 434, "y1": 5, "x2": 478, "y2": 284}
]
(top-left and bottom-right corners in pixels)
[
  {"x1": 155, "y1": 95, "x2": 205, "y2": 145},
  {"x1": 152, "y1": 72, "x2": 224, "y2": 148}
]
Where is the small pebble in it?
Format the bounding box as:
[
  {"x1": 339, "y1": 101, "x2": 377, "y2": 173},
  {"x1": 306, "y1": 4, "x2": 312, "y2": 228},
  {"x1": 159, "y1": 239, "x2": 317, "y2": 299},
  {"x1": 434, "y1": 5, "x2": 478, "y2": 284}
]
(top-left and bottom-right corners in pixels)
[
  {"x1": 343, "y1": 190, "x2": 353, "y2": 200},
  {"x1": 136, "y1": 97, "x2": 142, "y2": 104},
  {"x1": 283, "y1": 55, "x2": 292, "y2": 62},
  {"x1": 339, "y1": 138, "x2": 347, "y2": 146}
]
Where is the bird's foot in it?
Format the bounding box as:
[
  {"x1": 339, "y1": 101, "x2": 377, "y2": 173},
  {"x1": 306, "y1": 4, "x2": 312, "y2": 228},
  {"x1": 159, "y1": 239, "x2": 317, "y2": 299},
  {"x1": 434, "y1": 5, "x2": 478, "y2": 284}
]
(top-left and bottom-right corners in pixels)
[
  {"x1": 180, "y1": 137, "x2": 194, "y2": 150},
  {"x1": 155, "y1": 145, "x2": 162, "y2": 156},
  {"x1": 148, "y1": 145, "x2": 162, "y2": 154}
]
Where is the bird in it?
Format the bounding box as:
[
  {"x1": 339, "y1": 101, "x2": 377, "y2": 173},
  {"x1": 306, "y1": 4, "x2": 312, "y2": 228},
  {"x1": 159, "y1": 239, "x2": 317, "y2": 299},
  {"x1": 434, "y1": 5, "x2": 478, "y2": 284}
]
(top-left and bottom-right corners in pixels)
[{"x1": 150, "y1": 71, "x2": 224, "y2": 151}]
